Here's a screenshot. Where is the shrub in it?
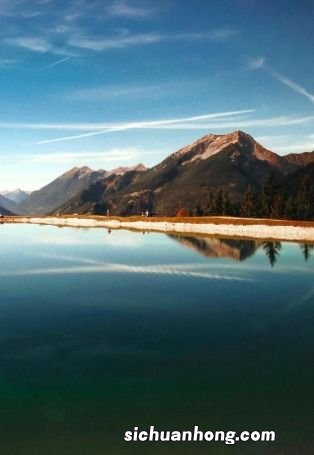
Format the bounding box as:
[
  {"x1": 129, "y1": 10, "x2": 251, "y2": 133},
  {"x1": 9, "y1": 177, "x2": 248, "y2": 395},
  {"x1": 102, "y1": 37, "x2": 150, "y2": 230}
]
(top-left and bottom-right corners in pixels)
[{"x1": 176, "y1": 208, "x2": 188, "y2": 217}]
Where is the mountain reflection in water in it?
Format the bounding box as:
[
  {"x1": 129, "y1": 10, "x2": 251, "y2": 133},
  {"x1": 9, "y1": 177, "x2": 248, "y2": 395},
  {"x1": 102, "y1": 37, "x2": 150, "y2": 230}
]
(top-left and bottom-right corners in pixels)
[{"x1": 169, "y1": 235, "x2": 314, "y2": 266}]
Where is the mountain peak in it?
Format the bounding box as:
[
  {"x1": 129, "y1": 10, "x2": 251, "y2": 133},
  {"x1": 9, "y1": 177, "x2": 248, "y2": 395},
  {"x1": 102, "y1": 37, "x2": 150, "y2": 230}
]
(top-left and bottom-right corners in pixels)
[
  {"x1": 108, "y1": 163, "x2": 147, "y2": 176},
  {"x1": 133, "y1": 163, "x2": 147, "y2": 171},
  {"x1": 18, "y1": 166, "x2": 107, "y2": 215},
  {"x1": 230, "y1": 129, "x2": 254, "y2": 141},
  {"x1": 174, "y1": 130, "x2": 261, "y2": 166},
  {"x1": 64, "y1": 166, "x2": 94, "y2": 177}
]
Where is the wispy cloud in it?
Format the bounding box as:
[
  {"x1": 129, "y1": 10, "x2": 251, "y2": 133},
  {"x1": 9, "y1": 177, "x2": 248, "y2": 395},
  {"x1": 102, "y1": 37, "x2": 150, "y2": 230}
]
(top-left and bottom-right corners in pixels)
[
  {"x1": 34, "y1": 110, "x2": 255, "y2": 144},
  {"x1": 256, "y1": 135, "x2": 314, "y2": 154},
  {"x1": 0, "y1": 121, "x2": 119, "y2": 131},
  {"x1": 270, "y1": 70, "x2": 314, "y2": 104},
  {"x1": 1, "y1": 0, "x2": 237, "y2": 58},
  {"x1": 247, "y1": 56, "x2": 265, "y2": 70},
  {"x1": 143, "y1": 115, "x2": 314, "y2": 130},
  {"x1": 68, "y1": 79, "x2": 200, "y2": 101},
  {"x1": 1, "y1": 111, "x2": 313, "y2": 148},
  {"x1": 36, "y1": 113, "x2": 314, "y2": 145},
  {"x1": 0, "y1": 110, "x2": 253, "y2": 131},
  {"x1": 68, "y1": 32, "x2": 162, "y2": 51},
  {"x1": 5, "y1": 36, "x2": 76, "y2": 56},
  {"x1": 5, "y1": 37, "x2": 51, "y2": 53},
  {"x1": 0, "y1": 0, "x2": 46, "y2": 17},
  {"x1": 67, "y1": 27, "x2": 238, "y2": 52},
  {"x1": 6, "y1": 29, "x2": 233, "y2": 56},
  {"x1": 106, "y1": 0, "x2": 155, "y2": 18}
]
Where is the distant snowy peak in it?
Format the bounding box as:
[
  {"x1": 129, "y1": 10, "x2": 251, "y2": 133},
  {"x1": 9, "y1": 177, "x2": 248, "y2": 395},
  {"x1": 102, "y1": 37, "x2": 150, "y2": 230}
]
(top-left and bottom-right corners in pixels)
[{"x1": 1, "y1": 188, "x2": 31, "y2": 203}]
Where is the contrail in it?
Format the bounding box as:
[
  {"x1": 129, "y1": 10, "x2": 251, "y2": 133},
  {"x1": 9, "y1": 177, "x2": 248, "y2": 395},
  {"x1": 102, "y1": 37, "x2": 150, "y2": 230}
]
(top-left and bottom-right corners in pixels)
[
  {"x1": 37, "y1": 109, "x2": 255, "y2": 144},
  {"x1": 41, "y1": 57, "x2": 71, "y2": 70},
  {"x1": 270, "y1": 70, "x2": 314, "y2": 104},
  {"x1": 248, "y1": 57, "x2": 314, "y2": 105}
]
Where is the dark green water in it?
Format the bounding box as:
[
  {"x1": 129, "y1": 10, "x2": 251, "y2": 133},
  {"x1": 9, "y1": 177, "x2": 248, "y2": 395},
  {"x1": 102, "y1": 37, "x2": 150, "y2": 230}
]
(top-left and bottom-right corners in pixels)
[{"x1": 0, "y1": 224, "x2": 313, "y2": 454}]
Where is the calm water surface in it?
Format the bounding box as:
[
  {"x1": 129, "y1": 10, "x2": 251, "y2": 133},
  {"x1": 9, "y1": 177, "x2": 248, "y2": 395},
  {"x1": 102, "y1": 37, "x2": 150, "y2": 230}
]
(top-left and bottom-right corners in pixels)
[{"x1": 0, "y1": 224, "x2": 313, "y2": 454}]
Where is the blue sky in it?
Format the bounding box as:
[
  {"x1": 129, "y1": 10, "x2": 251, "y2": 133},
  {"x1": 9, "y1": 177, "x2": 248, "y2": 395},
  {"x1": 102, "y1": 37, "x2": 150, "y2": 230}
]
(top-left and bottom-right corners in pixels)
[{"x1": 0, "y1": 0, "x2": 313, "y2": 190}]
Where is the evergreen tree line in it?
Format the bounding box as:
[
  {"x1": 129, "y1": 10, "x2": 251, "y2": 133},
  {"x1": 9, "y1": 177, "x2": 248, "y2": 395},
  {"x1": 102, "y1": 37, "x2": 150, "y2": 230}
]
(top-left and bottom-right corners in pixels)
[
  {"x1": 261, "y1": 242, "x2": 313, "y2": 267},
  {"x1": 194, "y1": 174, "x2": 314, "y2": 220}
]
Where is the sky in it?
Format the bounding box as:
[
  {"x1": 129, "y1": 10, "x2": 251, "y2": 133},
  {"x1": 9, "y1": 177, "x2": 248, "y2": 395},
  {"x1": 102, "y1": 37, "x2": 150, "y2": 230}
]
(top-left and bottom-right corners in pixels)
[{"x1": 0, "y1": 0, "x2": 313, "y2": 191}]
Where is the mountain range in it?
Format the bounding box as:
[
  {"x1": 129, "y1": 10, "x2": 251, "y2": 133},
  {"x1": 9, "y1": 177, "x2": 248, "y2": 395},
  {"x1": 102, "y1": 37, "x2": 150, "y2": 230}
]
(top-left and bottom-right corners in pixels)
[
  {"x1": 8, "y1": 130, "x2": 314, "y2": 219},
  {"x1": 54, "y1": 130, "x2": 314, "y2": 217},
  {"x1": 16, "y1": 164, "x2": 147, "y2": 216}
]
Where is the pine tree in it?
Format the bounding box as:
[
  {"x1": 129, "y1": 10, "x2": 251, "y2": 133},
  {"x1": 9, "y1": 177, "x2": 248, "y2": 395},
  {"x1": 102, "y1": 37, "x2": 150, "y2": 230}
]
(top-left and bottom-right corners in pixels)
[
  {"x1": 262, "y1": 242, "x2": 282, "y2": 267},
  {"x1": 195, "y1": 205, "x2": 204, "y2": 216},
  {"x1": 215, "y1": 189, "x2": 224, "y2": 215},
  {"x1": 222, "y1": 190, "x2": 233, "y2": 216},
  {"x1": 300, "y1": 243, "x2": 314, "y2": 261},
  {"x1": 207, "y1": 189, "x2": 217, "y2": 215},
  {"x1": 270, "y1": 194, "x2": 283, "y2": 219},
  {"x1": 260, "y1": 173, "x2": 275, "y2": 218},
  {"x1": 240, "y1": 185, "x2": 255, "y2": 217},
  {"x1": 284, "y1": 195, "x2": 296, "y2": 220},
  {"x1": 295, "y1": 176, "x2": 311, "y2": 220}
]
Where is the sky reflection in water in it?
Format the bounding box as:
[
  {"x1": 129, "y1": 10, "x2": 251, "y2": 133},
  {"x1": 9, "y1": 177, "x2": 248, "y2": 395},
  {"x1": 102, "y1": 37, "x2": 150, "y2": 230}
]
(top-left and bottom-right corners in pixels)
[{"x1": 0, "y1": 224, "x2": 313, "y2": 454}]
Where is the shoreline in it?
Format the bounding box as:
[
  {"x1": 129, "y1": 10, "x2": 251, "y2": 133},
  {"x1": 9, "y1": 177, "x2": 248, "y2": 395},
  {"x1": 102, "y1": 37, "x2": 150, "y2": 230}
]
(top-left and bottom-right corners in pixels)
[{"x1": 4, "y1": 216, "x2": 314, "y2": 242}]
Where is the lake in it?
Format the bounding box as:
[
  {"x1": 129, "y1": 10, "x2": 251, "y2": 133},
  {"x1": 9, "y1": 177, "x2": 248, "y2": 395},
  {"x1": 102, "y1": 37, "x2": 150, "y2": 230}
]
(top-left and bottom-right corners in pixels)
[{"x1": 0, "y1": 224, "x2": 313, "y2": 454}]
